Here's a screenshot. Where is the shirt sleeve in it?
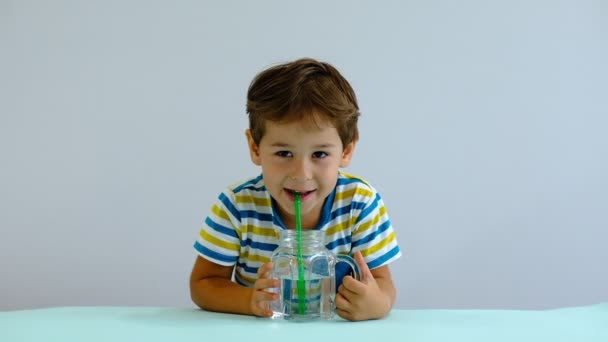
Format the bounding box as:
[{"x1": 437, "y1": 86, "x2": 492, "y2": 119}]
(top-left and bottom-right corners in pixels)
[
  {"x1": 193, "y1": 191, "x2": 242, "y2": 266},
  {"x1": 351, "y1": 185, "x2": 402, "y2": 269}
]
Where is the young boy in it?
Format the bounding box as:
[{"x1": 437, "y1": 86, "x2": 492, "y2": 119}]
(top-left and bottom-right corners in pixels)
[{"x1": 189, "y1": 58, "x2": 401, "y2": 321}]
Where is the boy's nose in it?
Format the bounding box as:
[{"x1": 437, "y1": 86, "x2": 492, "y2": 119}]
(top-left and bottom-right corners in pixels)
[{"x1": 290, "y1": 159, "x2": 312, "y2": 181}]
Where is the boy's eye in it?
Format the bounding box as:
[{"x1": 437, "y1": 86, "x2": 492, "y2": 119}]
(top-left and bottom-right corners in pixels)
[
  {"x1": 275, "y1": 151, "x2": 292, "y2": 158},
  {"x1": 312, "y1": 151, "x2": 328, "y2": 159}
]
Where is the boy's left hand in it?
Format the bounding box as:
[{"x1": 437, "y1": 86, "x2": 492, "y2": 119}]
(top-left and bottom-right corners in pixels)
[{"x1": 335, "y1": 251, "x2": 392, "y2": 321}]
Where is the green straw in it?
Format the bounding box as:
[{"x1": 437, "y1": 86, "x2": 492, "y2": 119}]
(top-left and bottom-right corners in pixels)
[{"x1": 294, "y1": 192, "x2": 306, "y2": 315}]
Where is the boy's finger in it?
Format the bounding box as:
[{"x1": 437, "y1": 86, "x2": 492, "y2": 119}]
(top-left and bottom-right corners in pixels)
[
  {"x1": 254, "y1": 278, "x2": 279, "y2": 290},
  {"x1": 337, "y1": 281, "x2": 357, "y2": 300},
  {"x1": 255, "y1": 289, "x2": 279, "y2": 302},
  {"x1": 257, "y1": 262, "x2": 274, "y2": 278},
  {"x1": 353, "y1": 251, "x2": 374, "y2": 283}
]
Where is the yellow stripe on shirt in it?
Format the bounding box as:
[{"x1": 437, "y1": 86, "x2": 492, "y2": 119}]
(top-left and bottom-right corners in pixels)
[
  {"x1": 326, "y1": 219, "x2": 352, "y2": 236},
  {"x1": 359, "y1": 231, "x2": 397, "y2": 257},
  {"x1": 211, "y1": 204, "x2": 231, "y2": 221},
  {"x1": 339, "y1": 172, "x2": 371, "y2": 187},
  {"x1": 354, "y1": 205, "x2": 387, "y2": 237},
  {"x1": 235, "y1": 195, "x2": 272, "y2": 207},
  {"x1": 242, "y1": 224, "x2": 278, "y2": 238},
  {"x1": 240, "y1": 250, "x2": 271, "y2": 264},
  {"x1": 335, "y1": 186, "x2": 374, "y2": 202},
  {"x1": 200, "y1": 229, "x2": 240, "y2": 251}
]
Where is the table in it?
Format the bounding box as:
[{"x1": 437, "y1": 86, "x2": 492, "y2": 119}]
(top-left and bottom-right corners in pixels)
[{"x1": 1, "y1": 303, "x2": 606, "y2": 341}]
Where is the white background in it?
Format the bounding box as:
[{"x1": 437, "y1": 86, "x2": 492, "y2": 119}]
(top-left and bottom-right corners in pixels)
[{"x1": 1, "y1": 0, "x2": 606, "y2": 310}]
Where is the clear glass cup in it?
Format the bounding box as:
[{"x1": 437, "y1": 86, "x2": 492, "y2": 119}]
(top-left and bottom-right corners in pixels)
[{"x1": 270, "y1": 229, "x2": 361, "y2": 320}]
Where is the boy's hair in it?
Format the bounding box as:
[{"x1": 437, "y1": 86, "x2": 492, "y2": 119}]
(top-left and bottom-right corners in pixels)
[{"x1": 246, "y1": 58, "x2": 360, "y2": 148}]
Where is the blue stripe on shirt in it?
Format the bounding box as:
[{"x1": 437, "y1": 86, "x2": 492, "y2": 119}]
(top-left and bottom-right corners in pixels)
[
  {"x1": 233, "y1": 174, "x2": 263, "y2": 193},
  {"x1": 328, "y1": 200, "x2": 366, "y2": 222},
  {"x1": 205, "y1": 217, "x2": 239, "y2": 239},
  {"x1": 241, "y1": 210, "x2": 273, "y2": 221},
  {"x1": 350, "y1": 200, "x2": 367, "y2": 211},
  {"x1": 236, "y1": 261, "x2": 259, "y2": 275},
  {"x1": 194, "y1": 241, "x2": 236, "y2": 264},
  {"x1": 316, "y1": 187, "x2": 336, "y2": 227},
  {"x1": 355, "y1": 193, "x2": 380, "y2": 224},
  {"x1": 352, "y1": 219, "x2": 392, "y2": 248},
  {"x1": 368, "y1": 246, "x2": 401, "y2": 269},
  {"x1": 244, "y1": 238, "x2": 278, "y2": 251},
  {"x1": 337, "y1": 177, "x2": 364, "y2": 186},
  {"x1": 326, "y1": 235, "x2": 352, "y2": 250},
  {"x1": 330, "y1": 205, "x2": 350, "y2": 220},
  {"x1": 218, "y1": 193, "x2": 241, "y2": 221}
]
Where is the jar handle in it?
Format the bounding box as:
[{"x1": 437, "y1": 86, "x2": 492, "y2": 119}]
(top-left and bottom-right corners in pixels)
[{"x1": 335, "y1": 254, "x2": 361, "y2": 281}]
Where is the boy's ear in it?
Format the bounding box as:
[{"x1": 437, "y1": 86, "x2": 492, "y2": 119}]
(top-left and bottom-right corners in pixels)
[
  {"x1": 245, "y1": 129, "x2": 262, "y2": 166},
  {"x1": 339, "y1": 141, "x2": 356, "y2": 168}
]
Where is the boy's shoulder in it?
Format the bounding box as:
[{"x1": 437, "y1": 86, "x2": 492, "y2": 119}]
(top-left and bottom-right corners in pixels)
[
  {"x1": 338, "y1": 171, "x2": 371, "y2": 186},
  {"x1": 226, "y1": 174, "x2": 266, "y2": 194},
  {"x1": 217, "y1": 175, "x2": 271, "y2": 211},
  {"x1": 336, "y1": 172, "x2": 380, "y2": 200}
]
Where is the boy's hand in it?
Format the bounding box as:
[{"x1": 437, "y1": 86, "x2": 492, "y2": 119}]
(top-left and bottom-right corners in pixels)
[
  {"x1": 250, "y1": 262, "x2": 279, "y2": 317},
  {"x1": 335, "y1": 251, "x2": 392, "y2": 321}
]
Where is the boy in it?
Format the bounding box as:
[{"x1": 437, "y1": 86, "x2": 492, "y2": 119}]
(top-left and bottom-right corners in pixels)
[{"x1": 190, "y1": 58, "x2": 401, "y2": 321}]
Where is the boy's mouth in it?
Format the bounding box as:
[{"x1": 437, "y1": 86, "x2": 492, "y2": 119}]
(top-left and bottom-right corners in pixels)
[{"x1": 285, "y1": 188, "x2": 315, "y2": 198}]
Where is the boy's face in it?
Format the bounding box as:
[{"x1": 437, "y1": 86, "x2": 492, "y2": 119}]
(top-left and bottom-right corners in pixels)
[{"x1": 245, "y1": 116, "x2": 355, "y2": 229}]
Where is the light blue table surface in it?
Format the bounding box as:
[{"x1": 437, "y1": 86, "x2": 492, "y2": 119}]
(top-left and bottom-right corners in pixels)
[{"x1": 1, "y1": 303, "x2": 606, "y2": 341}]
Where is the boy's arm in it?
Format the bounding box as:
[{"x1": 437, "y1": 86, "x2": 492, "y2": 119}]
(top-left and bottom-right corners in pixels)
[
  {"x1": 370, "y1": 265, "x2": 397, "y2": 309},
  {"x1": 189, "y1": 256, "x2": 277, "y2": 316},
  {"x1": 189, "y1": 255, "x2": 251, "y2": 314}
]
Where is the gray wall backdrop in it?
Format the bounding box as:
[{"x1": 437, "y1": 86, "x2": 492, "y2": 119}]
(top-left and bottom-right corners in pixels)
[{"x1": 1, "y1": 1, "x2": 606, "y2": 311}]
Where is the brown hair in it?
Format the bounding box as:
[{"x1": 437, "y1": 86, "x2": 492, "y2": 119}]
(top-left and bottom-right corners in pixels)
[{"x1": 246, "y1": 58, "x2": 360, "y2": 147}]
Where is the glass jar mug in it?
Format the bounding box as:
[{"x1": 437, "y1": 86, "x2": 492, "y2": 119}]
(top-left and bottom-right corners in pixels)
[{"x1": 269, "y1": 229, "x2": 361, "y2": 320}]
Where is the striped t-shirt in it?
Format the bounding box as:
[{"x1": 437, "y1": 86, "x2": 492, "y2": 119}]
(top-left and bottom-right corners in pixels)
[{"x1": 194, "y1": 172, "x2": 401, "y2": 287}]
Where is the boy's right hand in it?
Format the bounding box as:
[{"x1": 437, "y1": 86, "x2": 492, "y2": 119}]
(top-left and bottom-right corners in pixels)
[{"x1": 250, "y1": 262, "x2": 279, "y2": 317}]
